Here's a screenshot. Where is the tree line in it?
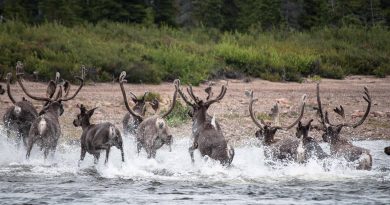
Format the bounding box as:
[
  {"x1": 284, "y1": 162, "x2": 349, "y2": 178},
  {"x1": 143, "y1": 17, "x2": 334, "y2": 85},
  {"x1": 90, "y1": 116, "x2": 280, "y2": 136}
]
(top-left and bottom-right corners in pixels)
[{"x1": 0, "y1": 0, "x2": 389, "y2": 30}]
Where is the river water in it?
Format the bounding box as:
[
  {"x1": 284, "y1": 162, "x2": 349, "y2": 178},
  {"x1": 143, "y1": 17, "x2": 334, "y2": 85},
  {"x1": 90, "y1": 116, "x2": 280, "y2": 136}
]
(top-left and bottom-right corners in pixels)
[{"x1": 0, "y1": 128, "x2": 389, "y2": 204}]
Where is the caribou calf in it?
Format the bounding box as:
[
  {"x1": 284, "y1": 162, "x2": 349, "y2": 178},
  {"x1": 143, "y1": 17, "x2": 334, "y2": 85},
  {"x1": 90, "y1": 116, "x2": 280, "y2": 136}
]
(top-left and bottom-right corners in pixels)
[
  {"x1": 176, "y1": 80, "x2": 234, "y2": 165},
  {"x1": 73, "y1": 104, "x2": 124, "y2": 165},
  {"x1": 249, "y1": 90, "x2": 306, "y2": 162},
  {"x1": 119, "y1": 71, "x2": 176, "y2": 158},
  {"x1": 315, "y1": 83, "x2": 372, "y2": 170},
  {"x1": 295, "y1": 119, "x2": 328, "y2": 163}
]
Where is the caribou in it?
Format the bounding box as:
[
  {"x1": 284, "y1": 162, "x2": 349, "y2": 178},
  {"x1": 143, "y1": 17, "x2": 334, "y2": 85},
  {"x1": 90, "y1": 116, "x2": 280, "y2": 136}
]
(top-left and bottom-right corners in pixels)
[
  {"x1": 295, "y1": 119, "x2": 328, "y2": 163},
  {"x1": 122, "y1": 92, "x2": 159, "y2": 136},
  {"x1": 119, "y1": 71, "x2": 176, "y2": 158},
  {"x1": 73, "y1": 104, "x2": 124, "y2": 165},
  {"x1": 249, "y1": 90, "x2": 306, "y2": 162},
  {"x1": 16, "y1": 70, "x2": 84, "y2": 159},
  {"x1": 175, "y1": 80, "x2": 234, "y2": 166},
  {"x1": 315, "y1": 83, "x2": 372, "y2": 170},
  {"x1": 3, "y1": 72, "x2": 38, "y2": 147}
]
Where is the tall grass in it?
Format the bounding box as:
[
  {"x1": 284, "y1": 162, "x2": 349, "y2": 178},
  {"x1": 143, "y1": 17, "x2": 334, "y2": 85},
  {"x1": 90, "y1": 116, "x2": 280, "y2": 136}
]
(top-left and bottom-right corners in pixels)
[{"x1": 0, "y1": 21, "x2": 388, "y2": 84}]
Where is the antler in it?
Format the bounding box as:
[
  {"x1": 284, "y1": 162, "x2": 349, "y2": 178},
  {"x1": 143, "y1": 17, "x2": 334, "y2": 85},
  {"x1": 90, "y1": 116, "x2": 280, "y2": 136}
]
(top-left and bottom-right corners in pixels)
[
  {"x1": 128, "y1": 92, "x2": 138, "y2": 101},
  {"x1": 160, "y1": 79, "x2": 178, "y2": 119},
  {"x1": 333, "y1": 105, "x2": 345, "y2": 118},
  {"x1": 248, "y1": 90, "x2": 265, "y2": 129},
  {"x1": 187, "y1": 85, "x2": 201, "y2": 104},
  {"x1": 6, "y1": 73, "x2": 16, "y2": 104},
  {"x1": 175, "y1": 80, "x2": 195, "y2": 107},
  {"x1": 204, "y1": 84, "x2": 227, "y2": 106},
  {"x1": 274, "y1": 94, "x2": 306, "y2": 130},
  {"x1": 142, "y1": 92, "x2": 149, "y2": 101},
  {"x1": 119, "y1": 71, "x2": 144, "y2": 120},
  {"x1": 316, "y1": 83, "x2": 327, "y2": 130},
  {"x1": 62, "y1": 80, "x2": 71, "y2": 98},
  {"x1": 205, "y1": 86, "x2": 213, "y2": 100},
  {"x1": 16, "y1": 72, "x2": 52, "y2": 102},
  {"x1": 340, "y1": 86, "x2": 371, "y2": 128},
  {"x1": 58, "y1": 76, "x2": 83, "y2": 102}
]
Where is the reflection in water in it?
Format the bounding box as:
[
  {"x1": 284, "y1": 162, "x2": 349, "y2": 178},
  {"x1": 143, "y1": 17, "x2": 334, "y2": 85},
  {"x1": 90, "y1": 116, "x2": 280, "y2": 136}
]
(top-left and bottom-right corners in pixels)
[{"x1": 0, "y1": 127, "x2": 389, "y2": 204}]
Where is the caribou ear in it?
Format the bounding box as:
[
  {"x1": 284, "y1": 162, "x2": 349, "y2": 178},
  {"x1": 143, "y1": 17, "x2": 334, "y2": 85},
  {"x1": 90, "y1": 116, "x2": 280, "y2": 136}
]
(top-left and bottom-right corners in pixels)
[{"x1": 87, "y1": 107, "x2": 98, "y2": 117}]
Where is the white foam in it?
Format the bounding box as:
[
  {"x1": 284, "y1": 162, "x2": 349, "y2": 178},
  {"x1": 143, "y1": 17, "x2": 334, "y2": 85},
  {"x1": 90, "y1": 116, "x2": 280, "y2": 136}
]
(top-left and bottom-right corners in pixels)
[{"x1": 0, "y1": 125, "x2": 387, "y2": 183}]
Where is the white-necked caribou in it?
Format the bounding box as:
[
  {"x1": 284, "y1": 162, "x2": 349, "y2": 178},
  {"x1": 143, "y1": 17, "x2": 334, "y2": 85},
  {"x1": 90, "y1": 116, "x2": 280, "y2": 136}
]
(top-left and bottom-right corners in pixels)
[{"x1": 175, "y1": 80, "x2": 234, "y2": 166}]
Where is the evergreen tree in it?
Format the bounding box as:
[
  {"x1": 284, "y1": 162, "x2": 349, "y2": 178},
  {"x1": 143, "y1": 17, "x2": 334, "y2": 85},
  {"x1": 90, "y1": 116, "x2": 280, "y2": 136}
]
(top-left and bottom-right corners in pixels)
[
  {"x1": 150, "y1": 0, "x2": 177, "y2": 26},
  {"x1": 299, "y1": 0, "x2": 330, "y2": 29}
]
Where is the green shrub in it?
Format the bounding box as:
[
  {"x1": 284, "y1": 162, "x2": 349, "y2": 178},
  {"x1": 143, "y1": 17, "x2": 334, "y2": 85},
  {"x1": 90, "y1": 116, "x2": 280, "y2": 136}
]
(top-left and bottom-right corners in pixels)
[
  {"x1": 0, "y1": 21, "x2": 388, "y2": 83},
  {"x1": 165, "y1": 101, "x2": 190, "y2": 127}
]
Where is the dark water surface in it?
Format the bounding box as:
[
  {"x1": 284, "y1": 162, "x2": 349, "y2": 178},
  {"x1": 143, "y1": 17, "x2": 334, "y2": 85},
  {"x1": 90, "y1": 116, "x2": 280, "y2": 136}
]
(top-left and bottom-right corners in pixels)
[{"x1": 0, "y1": 130, "x2": 389, "y2": 204}]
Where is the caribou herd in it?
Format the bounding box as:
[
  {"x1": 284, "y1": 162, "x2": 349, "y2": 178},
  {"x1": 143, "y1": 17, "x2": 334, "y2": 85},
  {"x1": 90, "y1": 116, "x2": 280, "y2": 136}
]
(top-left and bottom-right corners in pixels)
[{"x1": 1, "y1": 64, "x2": 389, "y2": 171}]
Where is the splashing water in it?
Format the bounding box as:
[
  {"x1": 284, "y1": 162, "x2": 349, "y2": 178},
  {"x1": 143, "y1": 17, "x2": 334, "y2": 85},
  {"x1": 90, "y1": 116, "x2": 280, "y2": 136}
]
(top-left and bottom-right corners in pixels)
[{"x1": 0, "y1": 126, "x2": 389, "y2": 204}]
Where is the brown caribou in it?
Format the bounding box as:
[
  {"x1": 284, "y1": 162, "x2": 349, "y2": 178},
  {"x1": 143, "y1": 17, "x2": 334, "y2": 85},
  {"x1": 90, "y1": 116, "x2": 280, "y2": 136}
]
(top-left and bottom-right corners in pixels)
[
  {"x1": 315, "y1": 83, "x2": 372, "y2": 170},
  {"x1": 122, "y1": 92, "x2": 159, "y2": 136},
  {"x1": 175, "y1": 80, "x2": 234, "y2": 166},
  {"x1": 295, "y1": 119, "x2": 328, "y2": 163},
  {"x1": 73, "y1": 104, "x2": 124, "y2": 165},
  {"x1": 119, "y1": 71, "x2": 177, "y2": 158},
  {"x1": 249, "y1": 90, "x2": 306, "y2": 162},
  {"x1": 16, "y1": 69, "x2": 84, "y2": 159},
  {"x1": 3, "y1": 72, "x2": 39, "y2": 147}
]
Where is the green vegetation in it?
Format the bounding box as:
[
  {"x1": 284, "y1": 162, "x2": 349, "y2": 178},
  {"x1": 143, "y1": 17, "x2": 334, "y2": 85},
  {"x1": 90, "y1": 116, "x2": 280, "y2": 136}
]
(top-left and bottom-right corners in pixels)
[
  {"x1": 165, "y1": 101, "x2": 190, "y2": 127},
  {"x1": 0, "y1": 21, "x2": 388, "y2": 84}
]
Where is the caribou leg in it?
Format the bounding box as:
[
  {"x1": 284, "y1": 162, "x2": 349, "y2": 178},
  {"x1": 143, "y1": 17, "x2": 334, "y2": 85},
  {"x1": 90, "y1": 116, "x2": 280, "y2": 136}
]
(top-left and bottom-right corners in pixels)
[
  {"x1": 120, "y1": 145, "x2": 125, "y2": 162},
  {"x1": 137, "y1": 141, "x2": 142, "y2": 155},
  {"x1": 25, "y1": 137, "x2": 35, "y2": 159},
  {"x1": 93, "y1": 153, "x2": 100, "y2": 164},
  {"x1": 188, "y1": 142, "x2": 198, "y2": 163},
  {"x1": 79, "y1": 147, "x2": 87, "y2": 166},
  {"x1": 104, "y1": 147, "x2": 110, "y2": 164}
]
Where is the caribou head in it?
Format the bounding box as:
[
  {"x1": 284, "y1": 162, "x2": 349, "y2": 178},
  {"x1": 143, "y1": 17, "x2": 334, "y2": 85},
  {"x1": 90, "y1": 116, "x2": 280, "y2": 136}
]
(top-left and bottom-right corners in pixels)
[{"x1": 249, "y1": 90, "x2": 306, "y2": 146}]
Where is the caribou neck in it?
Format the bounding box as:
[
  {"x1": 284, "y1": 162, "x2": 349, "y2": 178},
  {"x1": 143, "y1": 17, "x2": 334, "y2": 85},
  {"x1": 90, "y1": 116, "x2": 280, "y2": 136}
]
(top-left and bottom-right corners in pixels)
[
  {"x1": 81, "y1": 121, "x2": 93, "y2": 130},
  {"x1": 193, "y1": 107, "x2": 208, "y2": 127}
]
